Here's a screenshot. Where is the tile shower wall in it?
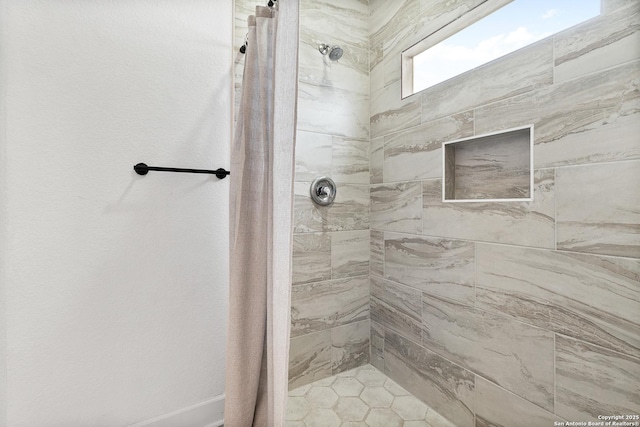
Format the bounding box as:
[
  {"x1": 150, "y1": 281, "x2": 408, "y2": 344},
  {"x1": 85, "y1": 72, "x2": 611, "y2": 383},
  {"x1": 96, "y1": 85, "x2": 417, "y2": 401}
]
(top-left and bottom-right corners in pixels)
[
  {"x1": 369, "y1": 1, "x2": 640, "y2": 427},
  {"x1": 235, "y1": 0, "x2": 371, "y2": 390}
]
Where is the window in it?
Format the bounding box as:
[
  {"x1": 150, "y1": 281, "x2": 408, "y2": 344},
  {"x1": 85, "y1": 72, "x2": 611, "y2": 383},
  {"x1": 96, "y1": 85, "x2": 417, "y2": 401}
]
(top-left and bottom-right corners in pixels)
[{"x1": 402, "y1": 0, "x2": 601, "y2": 98}]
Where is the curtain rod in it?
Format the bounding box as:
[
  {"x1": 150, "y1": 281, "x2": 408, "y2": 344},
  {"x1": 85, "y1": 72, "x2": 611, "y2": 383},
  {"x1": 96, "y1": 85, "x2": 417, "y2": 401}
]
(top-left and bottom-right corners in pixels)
[{"x1": 239, "y1": 0, "x2": 278, "y2": 54}]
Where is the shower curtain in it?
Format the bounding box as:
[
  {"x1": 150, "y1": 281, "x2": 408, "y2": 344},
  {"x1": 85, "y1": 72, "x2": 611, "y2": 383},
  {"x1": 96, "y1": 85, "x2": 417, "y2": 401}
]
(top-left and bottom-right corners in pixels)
[{"x1": 225, "y1": 2, "x2": 299, "y2": 426}]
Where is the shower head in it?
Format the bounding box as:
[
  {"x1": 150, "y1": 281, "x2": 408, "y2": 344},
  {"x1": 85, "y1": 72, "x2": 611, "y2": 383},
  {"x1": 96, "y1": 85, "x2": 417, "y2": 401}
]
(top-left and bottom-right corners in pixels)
[
  {"x1": 328, "y1": 46, "x2": 343, "y2": 61},
  {"x1": 318, "y1": 43, "x2": 343, "y2": 61}
]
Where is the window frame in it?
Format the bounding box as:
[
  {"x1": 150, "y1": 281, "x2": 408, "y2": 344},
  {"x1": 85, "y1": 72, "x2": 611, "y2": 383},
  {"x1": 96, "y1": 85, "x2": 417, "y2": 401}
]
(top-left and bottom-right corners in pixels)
[{"x1": 401, "y1": 0, "x2": 600, "y2": 99}]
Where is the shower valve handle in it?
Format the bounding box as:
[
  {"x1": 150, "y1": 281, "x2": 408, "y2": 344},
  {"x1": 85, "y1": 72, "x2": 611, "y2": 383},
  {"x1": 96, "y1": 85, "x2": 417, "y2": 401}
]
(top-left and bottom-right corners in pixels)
[
  {"x1": 310, "y1": 176, "x2": 337, "y2": 206},
  {"x1": 317, "y1": 186, "x2": 330, "y2": 196}
]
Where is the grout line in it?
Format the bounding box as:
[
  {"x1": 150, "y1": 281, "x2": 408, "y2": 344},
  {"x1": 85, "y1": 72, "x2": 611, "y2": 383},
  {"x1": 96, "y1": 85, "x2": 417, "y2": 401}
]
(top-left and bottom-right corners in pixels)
[
  {"x1": 552, "y1": 34, "x2": 557, "y2": 85},
  {"x1": 536, "y1": 157, "x2": 640, "y2": 171},
  {"x1": 474, "y1": 242, "x2": 478, "y2": 309},
  {"x1": 476, "y1": 373, "x2": 568, "y2": 422},
  {"x1": 552, "y1": 57, "x2": 639, "y2": 86},
  {"x1": 554, "y1": 167, "x2": 558, "y2": 251},
  {"x1": 555, "y1": 331, "x2": 640, "y2": 361},
  {"x1": 554, "y1": 332, "x2": 557, "y2": 415},
  {"x1": 473, "y1": 108, "x2": 477, "y2": 135},
  {"x1": 379, "y1": 228, "x2": 639, "y2": 261},
  {"x1": 473, "y1": 374, "x2": 477, "y2": 427},
  {"x1": 381, "y1": 231, "x2": 385, "y2": 278}
]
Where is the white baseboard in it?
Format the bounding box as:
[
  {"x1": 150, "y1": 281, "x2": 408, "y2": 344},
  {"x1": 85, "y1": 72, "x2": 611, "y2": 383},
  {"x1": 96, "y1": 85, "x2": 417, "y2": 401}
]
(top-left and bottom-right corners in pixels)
[{"x1": 127, "y1": 395, "x2": 224, "y2": 427}]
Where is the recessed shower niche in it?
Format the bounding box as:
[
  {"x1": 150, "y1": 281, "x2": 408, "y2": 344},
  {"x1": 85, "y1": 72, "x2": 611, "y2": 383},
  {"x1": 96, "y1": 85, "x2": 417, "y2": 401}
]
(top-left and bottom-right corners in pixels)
[{"x1": 443, "y1": 125, "x2": 533, "y2": 202}]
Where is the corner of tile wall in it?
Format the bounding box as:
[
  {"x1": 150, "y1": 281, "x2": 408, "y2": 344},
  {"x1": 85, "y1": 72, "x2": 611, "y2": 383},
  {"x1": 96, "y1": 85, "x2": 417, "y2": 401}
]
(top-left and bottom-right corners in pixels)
[{"x1": 365, "y1": 0, "x2": 640, "y2": 425}]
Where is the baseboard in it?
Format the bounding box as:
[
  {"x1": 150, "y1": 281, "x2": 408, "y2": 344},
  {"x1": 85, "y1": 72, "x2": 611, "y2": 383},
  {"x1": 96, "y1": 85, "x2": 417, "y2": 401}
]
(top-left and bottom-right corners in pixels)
[{"x1": 127, "y1": 394, "x2": 224, "y2": 427}]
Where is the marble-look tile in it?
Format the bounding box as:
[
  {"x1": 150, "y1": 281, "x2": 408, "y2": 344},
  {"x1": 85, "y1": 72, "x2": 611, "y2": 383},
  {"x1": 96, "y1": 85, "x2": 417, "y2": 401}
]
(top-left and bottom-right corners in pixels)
[
  {"x1": 369, "y1": 0, "x2": 417, "y2": 57},
  {"x1": 303, "y1": 0, "x2": 369, "y2": 46},
  {"x1": 361, "y1": 387, "x2": 394, "y2": 408},
  {"x1": 289, "y1": 330, "x2": 332, "y2": 389},
  {"x1": 332, "y1": 377, "x2": 364, "y2": 397},
  {"x1": 297, "y1": 82, "x2": 369, "y2": 140},
  {"x1": 422, "y1": 294, "x2": 555, "y2": 411},
  {"x1": 294, "y1": 182, "x2": 369, "y2": 233},
  {"x1": 556, "y1": 161, "x2": 640, "y2": 258},
  {"x1": 384, "y1": 112, "x2": 474, "y2": 183},
  {"x1": 371, "y1": 276, "x2": 423, "y2": 345},
  {"x1": 424, "y1": 409, "x2": 458, "y2": 427},
  {"x1": 287, "y1": 396, "x2": 311, "y2": 421},
  {"x1": 476, "y1": 243, "x2": 640, "y2": 358},
  {"x1": 370, "y1": 230, "x2": 384, "y2": 278},
  {"x1": 332, "y1": 137, "x2": 369, "y2": 184},
  {"x1": 475, "y1": 377, "x2": 563, "y2": 427},
  {"x1": 291, "y1": 277, "x2": 369, "y2": 337},
  {"x1": 288, "y1": 383, "x2": 312, "y2": 397},
  {"x1": 365, "y1": 408, "x2": 402, "y2": 427},
  {"x1": 291, "y1": 281, "x2": 339, "y2": 337},
  {"x1": 331, "y1": 320, "x2": 370, "y2": 375},
  {"x1": 376, "y1": 0, "x2": 422, "y2": 88},
  {"x1": 331, "y1": 230, "x2": 369, "y2": 279},
  {"x1": 295, "y1": 130, "x2": 332, "y2": 182},
  {"x1": 391, "y1": 395, "x2": 428, "y2": 420},
  {"x1": 371, "y1": 81, "x2": 422, "y2": 139},
  {"x1": 370, "y1": 320, "x2": 385, "y2": 371},
  {"x1": 443, "y1": 145, "x2": 455, "y2": 200},
  {"x1": 554, "y1": 6, "x2": 640, "y2": 83},
  {"x1": 299, "y1": 0, "x2": 369, "y2": 95},
  {"x1": 422, "y1": 170, "x2": 555, "y2": 249},
  {"x1": 306, "y1": 386, "x2": 339, "y2": 409},
  {"x1": 323, "y1": 184, "x2": 370, "y2": 232},
  {"x1": 475, "y1": 60, "x2": 640, "y2": 168},
  {"x1": 556, "y1": 335, "x2": 640, "y2": 421},
  {"x1": 371, "y1": 181, "x2": 422, "y2": 234},
  {"x1": 384, "y1": 233, "x2": 474, "y2": 305},
  {"x1": 421, "y1": 39, "x2": 553, "y2": 123},
  {"x1": 604, "y1": 0, "x2": 640, "y2": 14},
  {"x1": 370, "y1": 46, "x2": 385, "y2": 95},
  {"x1": 293, "y1": 232, "x2": 331, "y2": 285},
  {"x1": 334, "y1": 397, "x2": 369, "y2": 422},
  {"x1": 381, "y1": 30, "x2": 414, "y2": 89},
  {"x1": 294, "y1": 180, "x2": 328, "y2": 232},
  {"x1": 384, "y1": 377, "x2": 410, "y2": 397},
  {"x1": 357, "y1": 364, "x2": 387, "y2": 387},
  {"x1": 384, "y1": 330, "x2": 475, "y2": 427},
  {"x1": 370, "y1": 136, "x2": 384, "y2": 184},
  {"x1": 448, "y1": 128, "x2": 531, "y2": 200},
  {"x1": 332, "y1": 276, "x2": 369, "y2": 327},
  {"x1": 417, "y1": 0, "x2": 487, "y2": 41}
]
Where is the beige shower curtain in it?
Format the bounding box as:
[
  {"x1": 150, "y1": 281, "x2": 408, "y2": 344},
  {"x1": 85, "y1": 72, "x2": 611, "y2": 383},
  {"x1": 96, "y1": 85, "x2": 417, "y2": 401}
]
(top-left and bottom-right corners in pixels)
[{"x1": 225, "y1": 2, "x2": 299, "y2": 426}]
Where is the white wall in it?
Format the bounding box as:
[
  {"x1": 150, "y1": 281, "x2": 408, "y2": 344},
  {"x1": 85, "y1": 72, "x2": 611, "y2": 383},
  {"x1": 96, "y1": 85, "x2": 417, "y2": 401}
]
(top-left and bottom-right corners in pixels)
[
  {"x1": 2, "y1": 1, "x2": 231, "y2": 426},
  {"x1": 1, "y1": 0, "x2": 8, "y2": 425}
]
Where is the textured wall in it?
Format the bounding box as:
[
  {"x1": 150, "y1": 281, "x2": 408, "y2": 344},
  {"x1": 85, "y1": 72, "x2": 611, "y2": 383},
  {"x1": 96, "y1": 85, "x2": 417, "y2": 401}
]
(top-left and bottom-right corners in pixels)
[
  {"x1": 236, "y1": 0, "x2": 371, "y2": 390},
  {"x1": 369, "y1": 0, "x2": 640, "y2": 426},
  {"x1": 0, "y1": 0, "x2": 8, "y2": 425},
  {"x1": 2, "y1": 1, "x2": 231, "y2": 425}
]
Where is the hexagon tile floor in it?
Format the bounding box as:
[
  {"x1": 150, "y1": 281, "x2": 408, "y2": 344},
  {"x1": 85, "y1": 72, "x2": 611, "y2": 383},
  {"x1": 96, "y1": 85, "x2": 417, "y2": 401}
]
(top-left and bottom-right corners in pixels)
[{"x1": 286, "y1": 364, "x2": 457, "y2": 427}]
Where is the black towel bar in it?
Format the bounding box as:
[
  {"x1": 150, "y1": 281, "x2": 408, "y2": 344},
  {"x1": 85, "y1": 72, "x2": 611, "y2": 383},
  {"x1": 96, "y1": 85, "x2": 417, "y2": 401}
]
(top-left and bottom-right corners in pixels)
[{"x1": 134, "y1": 163, "x2": 230, "y2": 179}]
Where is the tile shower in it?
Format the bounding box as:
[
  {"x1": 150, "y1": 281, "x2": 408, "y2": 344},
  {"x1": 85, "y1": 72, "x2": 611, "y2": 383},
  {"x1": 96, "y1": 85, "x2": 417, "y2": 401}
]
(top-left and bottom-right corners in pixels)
[{"x1": 237, "y1": 0, "x2": 640, "y2": 425}]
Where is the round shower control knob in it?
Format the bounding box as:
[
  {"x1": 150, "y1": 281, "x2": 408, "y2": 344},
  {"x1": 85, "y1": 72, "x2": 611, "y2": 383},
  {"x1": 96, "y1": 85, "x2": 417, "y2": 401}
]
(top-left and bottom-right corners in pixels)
[{"x1": 310, "y1": 176, "x2": 337, "y2": 206}]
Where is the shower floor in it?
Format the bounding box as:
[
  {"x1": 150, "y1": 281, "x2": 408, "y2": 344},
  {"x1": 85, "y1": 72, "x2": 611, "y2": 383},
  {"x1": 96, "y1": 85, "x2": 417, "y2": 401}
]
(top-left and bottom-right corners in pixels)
[{"x1": 286, "y1": 364, "x2": 456, "y2": 427}]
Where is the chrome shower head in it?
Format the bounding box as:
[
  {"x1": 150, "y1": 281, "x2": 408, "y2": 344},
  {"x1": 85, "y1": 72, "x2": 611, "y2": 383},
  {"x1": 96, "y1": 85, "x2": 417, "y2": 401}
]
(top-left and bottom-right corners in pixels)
[
  {"x1": 328, "y1": 46, "x2": 343, "y2": 61},
  {"x1": 319, "y1": 43, "x2": 343, "y2": 61}
]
